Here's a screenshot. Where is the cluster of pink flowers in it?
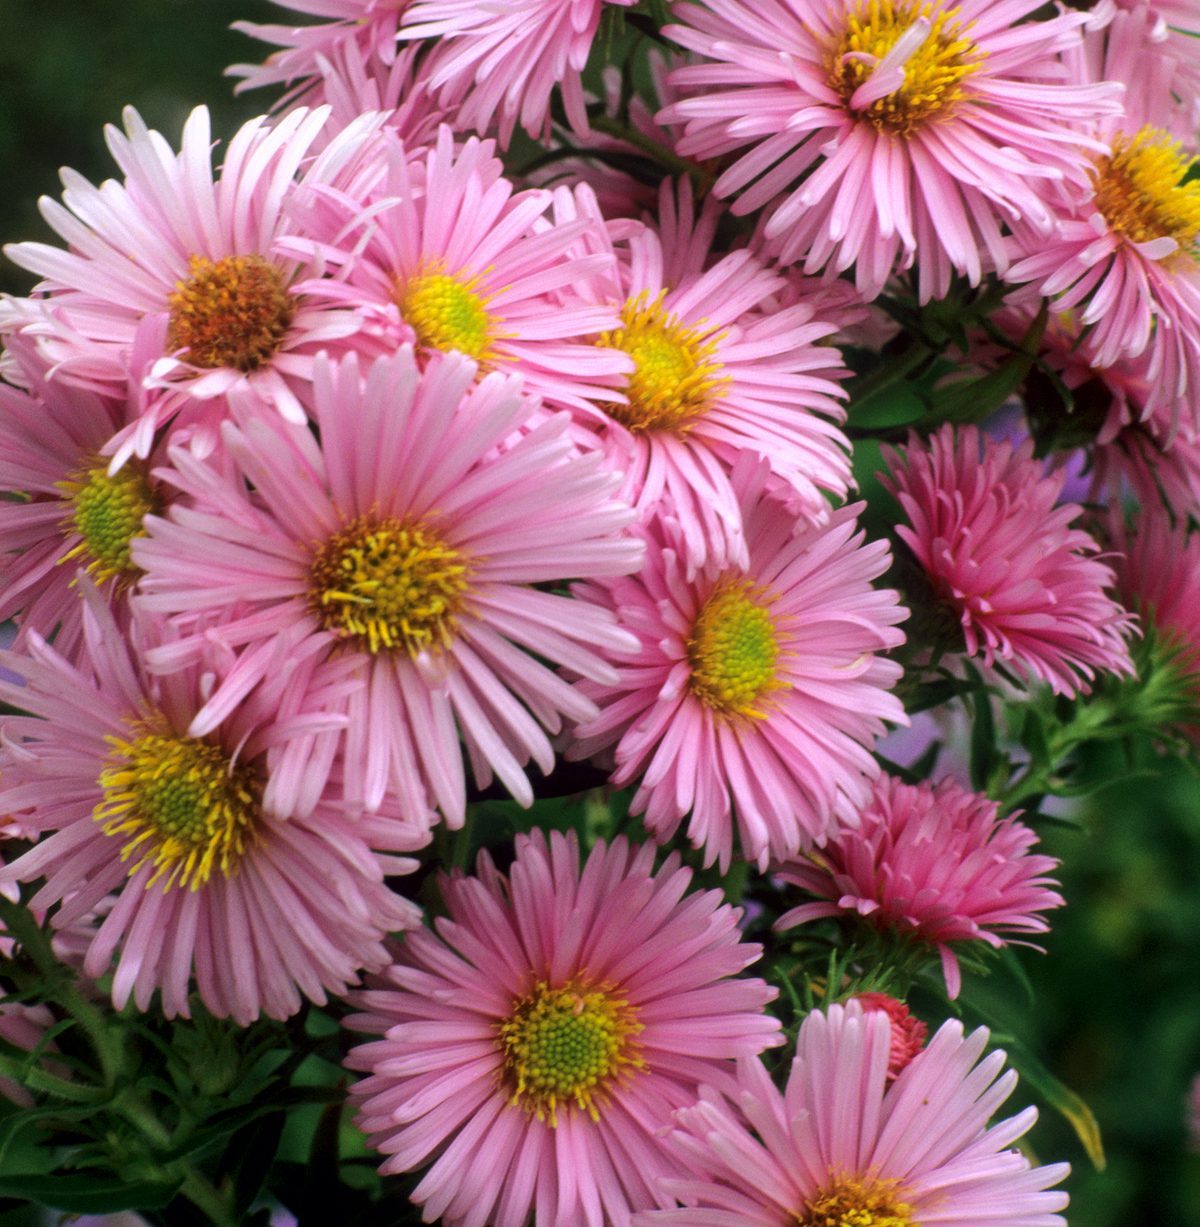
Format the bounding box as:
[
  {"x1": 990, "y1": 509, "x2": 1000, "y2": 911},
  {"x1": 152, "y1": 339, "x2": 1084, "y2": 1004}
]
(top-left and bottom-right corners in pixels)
[{"x1": 0, "y1": 0, "x2": 1195, "y2": 1219}]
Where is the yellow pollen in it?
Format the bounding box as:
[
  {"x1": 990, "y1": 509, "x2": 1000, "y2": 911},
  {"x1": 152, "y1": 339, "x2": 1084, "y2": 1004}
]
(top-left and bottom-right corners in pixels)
[
  {"x1": 1092, "y1": 126, "x2": 1200, "y2": 252},
  {"x1": 598, "y1": 290, "x2": 728, "y2": 434},
  {"x1": 95, "y1": 729, "x2": 260, "y2": 892},
  {"x1": 167, "y1": 253, "x2": 294, "y2": 371},
  {"x1": 498, "y1": 979, "x2": 645, "y2": 1127},
  {"x1": 309, "y1": 515, "x2": 469, "y2": 656},
  {"x1": 797, "y1": 1175, "x2": 916, "y2": 1227},
  {"x1": 397, "y1": 267, "x2": 494, "y2": 359},
  {"x1": 829, "y1": 0, "x2": 981, "y2": 135},
  {"x1": 57, "y1": 458, "x2": 157, "y2": 583},
  {"x1": 687, "y1": 579, "x2": 786, "y2": 719}
]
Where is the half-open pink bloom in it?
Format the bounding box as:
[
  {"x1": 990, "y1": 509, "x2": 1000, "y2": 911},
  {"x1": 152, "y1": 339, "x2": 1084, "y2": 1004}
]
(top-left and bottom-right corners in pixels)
[
  {"x1": 400, "y1": 0, "x2": 637, "y2": 144},
  {"x1": 1111, "y1": 506, "x2": 1200, "y2": 740},
  {"x1": 883, "y1": 423, "x2": 1136, "y2": 696},
  {"x1": 0, "y1": 594, "x2": 425, "y2": 1026},
  {"x1": 344, "y1": 830, "x2": 782, "y2": 1227},
  {"x1": 854, "y1": 992, "x2": 928, "y2": 1079},
  {"x1": 134, "y1": 349, "x2": 641, "y2": 826},
  {"x1": 282, "y1": 125, "x2": 628, "y2": 417},
  {"x1": 662, "y1": 0, "x2": 1121, "y2": 300},
  {"x1": 1, "y1": 105, "x2": 384, "y2": 463},
  {"x1": 636, "y1": 1001, "x2": 1069, "y2": 1226},
  {"x1": 570, "y1": 470, "x2": 907, "y2": 871},
  {"x1": 777, "y1": 774, "x2": 1064, "y2": 998}
]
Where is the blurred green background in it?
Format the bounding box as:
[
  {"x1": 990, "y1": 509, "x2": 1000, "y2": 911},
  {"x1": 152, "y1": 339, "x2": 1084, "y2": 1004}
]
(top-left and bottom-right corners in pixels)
[{"x1": 2, "y1": 3, "x2": 1200, "y2": 1223}]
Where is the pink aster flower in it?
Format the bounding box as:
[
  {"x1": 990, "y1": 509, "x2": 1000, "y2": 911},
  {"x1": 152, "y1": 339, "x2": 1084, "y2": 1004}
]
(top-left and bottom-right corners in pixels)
[
  {"x1": 0, "y1": 329, "x2": 161, "y2": 663},
  {"x1": 400, "y1": 0, "x2": 637, "y2": 145},
  {"x1": 1110, "y1": 507, "x2": 1200, "y2": 739},
  {"x1": 1006, "y1": 7, "x2": 1200, "y2": 433},
  {"x1": 636, "y1": 1000, "x2": 1069, "y2": 1226},
  {"x1": 343, "y1": 829, "x2": 782, "y2": 1227},
  {"x1": 1, "y1": 105, "x2": 384, "y2": 462},
  {"x1": 572, "y1": 177, "x2": 852, "y2": 575},
  {"x1": 0, "y1": 592, "x2": 425, "y2": 1026},
  {"x1": 570, "y1": 469, "x2": 907, "y2": 871},
  {"x1": 882, "y1": 423, "x2": 1136, "y2": 696},
  {"x1": 133, "y1": 348, "x2": 641, "y2": 827},
  {"x1": 282, "y1": 125, "x2": 628, "y2": 417},
  {"x1": 229, "y1": 0, "x2": 410, "y2": 102},
  {"x1": 662, "y1": 0, "x2": 1121, "y2": 301},
  {"x1": 777, "y1": 774, "x2": 1064, "y2": 998}
]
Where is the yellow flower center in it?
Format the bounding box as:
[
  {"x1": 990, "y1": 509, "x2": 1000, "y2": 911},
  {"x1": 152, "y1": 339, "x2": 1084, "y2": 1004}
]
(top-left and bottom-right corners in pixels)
[
  {"x1": 498, "y1": 979, "x2": 645, "y2": 1127},
  {"x1": 798, "y1": 1176, "x2": 915, "y2": 1227},
  {"x1": 688, "y1": 579, "x2": 786, "y2": 719},
  {"x1": 309, "y1": 515, "x2": 470, "y2": 656},
  {"x1": 166, "y1": 254, "x2": 295, "y2": 371},
  {"x1": 829, "y1": 0, "x2": 981, "y2": 135},
  {"x1": 1092, "y1": 126, "x2": 1200, "y2": 252},
  {"x1": 598, "y1": 290, "x2": 728, "y2": 434},
  {"x1": 95, "y1": 729, "x2": 260, "y2": 892},
  {"x1": 397, "y1": 268, "x2": 494, "y2": 359},
  {"x1": 58, "y1": 458, "x2": 156, "y2": 583}
]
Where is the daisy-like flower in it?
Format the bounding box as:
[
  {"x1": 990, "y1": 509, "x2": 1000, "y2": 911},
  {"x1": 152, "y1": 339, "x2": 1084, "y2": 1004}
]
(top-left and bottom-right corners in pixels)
[
  {"x1": 635, "y1": 1000, "x2": 1069, "y2": 1226},
  {"x1": 882, "y1": 423, "x2": 1136, "y2": 696},
  {"x1": 570, "y1": 469, "x2": 907, "y2": 871},
  {"x1": 1006, "y1": 7, "x2": 1200, "y2": 431},
  {"x1": 1, "y1": 105, "x2": 384, "y2": 461},
  {"x1": 777, "y1": 774, "x2": 1064, "y2": 998},
  {"x1": 578, "y1": 177, "x2": 852, "y2": 574},
  {"x1": 133, "y1": 348, "x2": 641, "y2": 826},
  {"x1": 399, "y1": 0, "x2": 637, "y2": 144},
  {"x1": 343, "y1": 829, "x2": 782, "y2": 1227},
  {"x1": 229, "y1": 0, "x2": 411, "y2": 102},
  {"x1": 283, "y1": 125, "x2": 628, "y2": 417},
  {"x1": 0, "y1": 592, "x2": 426, "y2": 1026},
  {"x1": 662, "y1": 0, "x2": 1121, "y2": 301},
  {"x1": 0, "y1": 329, "x2": 163, "y2": 662}
]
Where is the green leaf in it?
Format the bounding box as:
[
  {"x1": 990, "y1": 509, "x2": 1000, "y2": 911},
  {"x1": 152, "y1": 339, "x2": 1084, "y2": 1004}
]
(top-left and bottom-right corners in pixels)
[
  {"x1": 935, "y1": 304, "x2": 1047, "y2": 425},
  {"x1": 0, "y1": 1173, "x2": 183, "y2": 1213}
]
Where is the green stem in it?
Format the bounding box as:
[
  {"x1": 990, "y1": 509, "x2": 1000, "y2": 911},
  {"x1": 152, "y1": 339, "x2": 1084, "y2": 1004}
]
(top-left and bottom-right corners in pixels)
[
  {"x1": 0, "y1": 897, "x2": 124, "y2": 1084},
  {"x1": 0, "y1": 1052, "x2": 104, "y2": 1103},
  {"x1": 588, "y1": 114, "x2": 715, "y2": 186},
  {"x1": 846, "y1": 340, "x2": 931, "y2": 410},
  {"x1": 177, "y1": 1167, "x2": 238, "y2": 1227}
]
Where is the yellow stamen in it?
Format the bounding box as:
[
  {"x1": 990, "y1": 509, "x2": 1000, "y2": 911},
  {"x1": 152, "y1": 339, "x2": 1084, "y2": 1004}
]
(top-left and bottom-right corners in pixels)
[
  {"x1": 598, "y1": 290, "x2": 728, "y2": 434},
  {"x1": 1092, "y1": 126, "x2": 1200, "y2": 251},
  {"x1": 829, "y1": 0, "x2": 982, "y2": 135},
  {"x1": 95, "y1": 728, "x2": 260, "y2": 892},
  {"x1": 58, "y1": 458, "x2": 157, "y2": 584},
  {"x1": 688, "y1": 579, "x2": 787, "y2": 719},
  {"x1": 167, "y1": 253, "x2": 294, "y2": 371},
  {"x1": 397, "y1": 266, "x2": 495, "y2": 359},
  {"x1": 498, "y1": 978, "x2": 645, "y2": 1127},
  {"x1": 797, "y1": 1175, "x2": 916, "y2": 1227},
  {"x1": 309, "y1": 515, "x2": 470, "y2": 656}
]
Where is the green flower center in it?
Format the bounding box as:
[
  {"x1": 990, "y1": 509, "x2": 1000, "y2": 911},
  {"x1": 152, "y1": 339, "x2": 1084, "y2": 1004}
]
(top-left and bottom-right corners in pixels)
[
  {"x1": 60, "y1": 458, "x2": 156, "y2": 583},
  {"x1": 688, "y1": 579, "x2": 785, "y2": 718},
  {"x1": 498, "y1": 979, "x2": 645, "y2": 1127},
  {"x1": 96, "y1": 730, "x2": 260, "y2": 892},
  {"x1": 398, "y1": 269, "x2": 494, "y2": 359}
]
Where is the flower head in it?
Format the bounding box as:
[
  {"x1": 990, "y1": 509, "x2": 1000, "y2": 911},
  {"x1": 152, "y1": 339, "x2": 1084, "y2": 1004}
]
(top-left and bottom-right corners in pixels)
[
  {"x1": 134, "y1": 348, "x2": 641, "y2": 826},
  {"x1": 883, "y1": 423, "x2": 1136, "y2": 696},
  {"x1": 0, "y1": 593, "x2": 425, "y2": 1025},
  {"x1": 636, "y1": 1000, "x2": 1069, "y2": 1226},
  {"x1": 777, "y1": 774, "x2": 1064, "y2": 997},
  {"x1": 663, "y1": 0, "x2": 1120, "y2": 300},
  {"x1": 400, "y1": 0, "x2": 637, "y2": 144},
  {"x1": 571, "y1": 469, "x2": 907, "y2": 871},
  {"x1": 344, "y1": 830, "x2": 782, "y2": 1227},
  {"x1": 1, "y1": 105, "x2": 384, "y2": 462}
]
